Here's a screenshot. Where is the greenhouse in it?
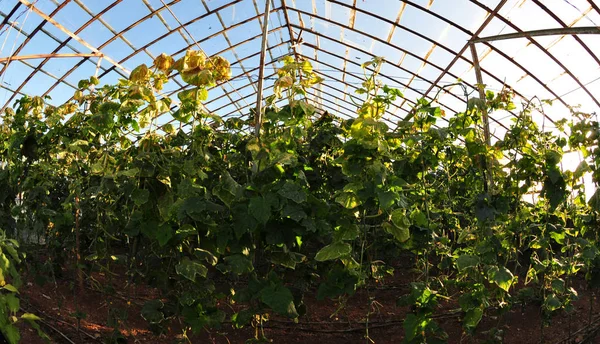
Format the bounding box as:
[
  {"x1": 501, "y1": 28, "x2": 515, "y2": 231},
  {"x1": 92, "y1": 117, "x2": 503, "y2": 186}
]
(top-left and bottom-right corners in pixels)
[{"x1": 0, "y1": 0, "x2": 599, "y2": 343}]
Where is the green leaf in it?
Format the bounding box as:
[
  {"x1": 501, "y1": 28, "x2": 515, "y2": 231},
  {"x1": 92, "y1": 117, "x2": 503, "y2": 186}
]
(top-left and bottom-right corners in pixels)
[
  {"x1": 118, "y1": 168, "x2": 140, "y2": 177},
  {"x1": 410, "y1": 209, "x2": 428, "y2": 227},
  {"x1": 377, "y1": 190, "x2": 398, "y2": 210},
  {"x1": 583, "y1": 246, "x2": 599, "y2": 260},
  {"x1": 317, "y1": 267, "x2": 359, "y2": 300},
  {"x1": 131, "y1": 189, "x2": 150, "y2": 206},
  {"x1": 278, "y1": 181, "x2": 306, "y2": 203},
  {"x1": 281, "y1": 203, "x2": 307, "y2": 222},
  {"x1": 2, "y1": 324, "x2": 20, "y2": 344},
  {"x1": 175, "y1": 224, "x2": 197, "y2": 239},
  {"x1": 223, "y1": 254, "x2": 254, "y2": 274},
  {"x1": 551, "y1": 278, "x2": 565, "y2": 293},
  {"x1": 3, "y1": 284, "x2": 18, "y2": 293},
  {"x1": 391, "y1": 209, "x2": 410, "y2": 228},
  {"x1": 270, "y1": 252, "x2": 305, "y2": 270},
  {"x1": 463, "y1": 308, "x2": 483, "y2": 330},
  {"x1": 260, "y1": 284, "x2": 298, "y2": 318},
  {"x1": 141, "y1": 300, "x2": 164, "y2": 324},
  {"x1": 387, "y1": 209, "x2": 411, "y2": 242},
  {"x1": 334, "y1": 223, "x2": 359, "y2": 241},
  {"x1": 231, "y1": 309, "x2": 255, "y2": 329},
  {"x1": 315, "y1": 242, "x2": 352, "y2": 261},
  {"x1": 194, "y1": 248, "x2": 218, "y2": 266},
  {"x1": 249, "y1": 196, "x2": 271, "y2": 224},
  {"x1": 20, "y1": 313, "x2": 40, "y2": 321},
  {"x1": 544, "y1": 294, "x2": 562, "y2": 312},
  {"x1": 383, "y1": 222, "x2": 410, "y2": 243},
  {"x1": 175, "y1": 257, "x2": 208, "y2": 282},
  {"x1": 5, "y1": 293, "x2": 19, "y2": 313},
  {"x1": 156, "y1": 223, "x2": 173, "y2": 247},
  {"x1": 335, "y1": 192, "x2": 361, "y2": 209},
  {"x1": 213, "y1": 172, "x2": 243, "y2": 207},
  {"x1": 487, "y1": 265, "x2": 514, "y2": 292},
  {"x1": 456, "y1": 254, "x2": 479, "y2": 272},
  {"x1": 21, "y1": 313, "x2": 49, "y2": 341},
  {"x1": 403, "y1": 313, "x2": 419, "y2": 341}
]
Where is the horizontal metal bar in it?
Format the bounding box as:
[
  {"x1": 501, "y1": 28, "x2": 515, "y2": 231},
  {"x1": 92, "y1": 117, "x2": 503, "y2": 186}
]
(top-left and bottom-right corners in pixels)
[
  {"x1": 0, "y1": 52, "x2": 102, "y2": 63},
  {"x1": 471, "y1": 26, "x2": 600, "y2": 43}
]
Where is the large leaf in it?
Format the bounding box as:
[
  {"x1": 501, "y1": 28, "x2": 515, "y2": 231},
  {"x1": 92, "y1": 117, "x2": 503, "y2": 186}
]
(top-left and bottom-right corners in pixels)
[
  {"x1": 456, "y1": 254, "x2": 479, "y2": 272},
  {"x1": 156, "y1": 223, "x2": 173, "y2": 247},
  {"x1": 249, "y1": 196, "x2": 271, "y2": 224},
  {"x1": 131, "y1": 189, "x2": 150, "y2": 206},
  {"x1": 281, "y1": 203, "x2": 307, "y2": 222},
  {"x1": 175, "y1": 257, "x2": 208, "y2": 282},
  {"x1": 544, "y1": 294, "x2": 562, "y2": 312},
  {"x1": 194, "y1": 248, "x2": 218, "y2": 266},
  {"x1": 222, "y1": 254, "x2": 254, "y2": 274},
  {"x1": 1, "y1": 324, "x2": 19, "y2": 344},
  {"x1": 383, "y1": 222, "x2": 410, "y2": 243},
  {"x1": 317, "y1": 267, "x2": 358, "y2": 300},
  {"x1": 391, "y1": 209, "x2": 410, "y2": 228},
  {"x1": 315, "y1": 242, "x2": 352, "y2": 261},
  {"x1": 141, "y1": 300, "x2": 164, "y2": 324},
  {"x1": 487, "y1": 265, "x2": 514, "y2": 292},
  {"x1": 335, "y1": 192, "x2": 361, "y2": 209},
  {"x1": 278, "y1": 181, "x2": 306, "y2": 203},
  {"x1": 5, "y1": 293, "x2": 19, "y2": 313},
  {"x1": 463, "y1": 308, "x2": 483, "y2": 330},
  {"x1": 213, "y1": 172, "x2": 243, "y2": 207},
  {"x1": 403, "y1": 313, "x2": 419, "y2": 341},
  {"x1": 410, "y1": 209, "x2": 428, "y2": 227},
  {"x1": 260, "y1": 284, "x2": 298, "y2": 318},
  {"x1": 386, "y1": 209, "x2": 411, "y2": 242}
]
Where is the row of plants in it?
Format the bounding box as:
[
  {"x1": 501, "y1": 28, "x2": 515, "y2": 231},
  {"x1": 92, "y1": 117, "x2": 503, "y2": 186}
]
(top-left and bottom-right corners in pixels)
[{"x1": 0, "y1": 50, "x2": 599, "y2": 343}]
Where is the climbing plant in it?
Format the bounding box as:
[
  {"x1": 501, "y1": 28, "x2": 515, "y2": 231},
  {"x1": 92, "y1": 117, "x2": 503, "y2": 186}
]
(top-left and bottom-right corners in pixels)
[{"x1": 0, "y1": 51, "x2": 598, "y2": 343}]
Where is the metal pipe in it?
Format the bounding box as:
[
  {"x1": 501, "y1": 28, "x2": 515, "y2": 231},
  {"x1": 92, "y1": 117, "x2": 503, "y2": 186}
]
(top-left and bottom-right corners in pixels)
[
  {"x1": 254, "y1": 0, "x2": 272, "y2": 137},
  {"x1": 470, "y1": 26, "x2": 600, "y2": 43},
  {"x1": 470, "y1": 42, "x2": 494, "y2": 190}
]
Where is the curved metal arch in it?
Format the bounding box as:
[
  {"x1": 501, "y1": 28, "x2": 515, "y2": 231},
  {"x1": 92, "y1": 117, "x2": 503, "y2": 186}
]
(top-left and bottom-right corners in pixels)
[
  {"x1": 324, "y1": 0, "x2": 524, "y2": 120},
  {"x1": 531, "y1": 0, "x2": 600, "y2": 68},
  {"x1": 286, "y1": 8, "x2": 456, "y2": 79},
  {"x1": 37, "y1": 0, "x2": 241, "y2": 110},
  {"x1": 0, "y1": 3, "x2": 23, "y2": 32},
  {"x1": 286, "y1": 12, "x2": 520, "y2": 123},
  {"x1": 0, "y1": 1, "x2": 73, "y2": 110},
  {"x1": 469, "y1": 0, "x2": 600, "y2": 109},
  {"x1": 0, "y1": 0, "x2": 597, "y2": 140}
]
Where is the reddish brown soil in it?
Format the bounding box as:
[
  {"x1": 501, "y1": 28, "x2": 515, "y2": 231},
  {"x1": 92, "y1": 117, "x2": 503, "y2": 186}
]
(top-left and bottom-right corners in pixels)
[{"x1": 16, "y1": 266, "x2": 600, "y2": 344}]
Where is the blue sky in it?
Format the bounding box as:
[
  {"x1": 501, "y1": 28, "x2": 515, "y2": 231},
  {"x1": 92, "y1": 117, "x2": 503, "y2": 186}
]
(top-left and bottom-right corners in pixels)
[{"x1": 0, "y1": 0, "x2": 598, "y2": 140}]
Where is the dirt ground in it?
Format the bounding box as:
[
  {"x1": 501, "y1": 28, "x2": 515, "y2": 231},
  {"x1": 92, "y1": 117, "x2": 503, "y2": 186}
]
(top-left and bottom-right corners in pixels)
[{"x1": 15, "y1": 264, "x2": 600, "y2": 344}]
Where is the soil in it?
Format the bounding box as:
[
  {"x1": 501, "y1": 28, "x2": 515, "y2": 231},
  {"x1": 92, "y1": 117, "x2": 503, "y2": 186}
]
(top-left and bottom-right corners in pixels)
[{"x1": 16, "y1": 264, "x2": 600, "y2": 344}]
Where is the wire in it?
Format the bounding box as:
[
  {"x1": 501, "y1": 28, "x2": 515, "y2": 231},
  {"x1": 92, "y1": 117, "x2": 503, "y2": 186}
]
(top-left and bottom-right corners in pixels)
[
  {"x1": 0, "y1": 1, "x2": 36, "y2": 107},
  {"x1": 555, "y1": 74, "x2": 600, "y2": 100}
]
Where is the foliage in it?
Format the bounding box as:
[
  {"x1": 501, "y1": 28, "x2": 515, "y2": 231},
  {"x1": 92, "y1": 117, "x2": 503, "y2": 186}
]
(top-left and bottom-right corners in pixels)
[
  {"x1": 0, "y1": 50, "x2": 599, "y2": 343},
  {"x1": 0, "y1": 229, "x2": 47, "y2": 343}
]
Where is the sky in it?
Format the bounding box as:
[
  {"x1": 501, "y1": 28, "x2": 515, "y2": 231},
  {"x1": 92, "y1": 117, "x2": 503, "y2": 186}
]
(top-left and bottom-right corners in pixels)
[{"x1": 0, "y1": 0, "x2": 599, "y2": 180}]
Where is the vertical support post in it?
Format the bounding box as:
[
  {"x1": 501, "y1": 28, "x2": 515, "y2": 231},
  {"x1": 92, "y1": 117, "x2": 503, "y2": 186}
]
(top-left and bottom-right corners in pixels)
[
  {"x1": 469, "y1": 42, "x2": 494, "y2": 190},
  {"x1": 254, "y1": 0, "x2": 272, "y2": 137},
  {"x1": 469, "y1": 43, "x2": 491, "y2": 146}
]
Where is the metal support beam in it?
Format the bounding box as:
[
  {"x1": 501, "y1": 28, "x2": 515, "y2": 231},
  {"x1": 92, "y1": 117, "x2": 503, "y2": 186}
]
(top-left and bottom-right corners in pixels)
[
  {"x1": 254, "y1": 0, "x2": 271, "y2": 137},
  {"x1": 0, "y1": 53, "x2": 102, "y2": 64},
  {"x1": 470, "y1": 26, "x2": 600, "y2": 43},
  {"x1": 470, "y1": 42, "x2": 494, "y2": 190},
  {"x1": 469, "y1": 43, "x2": 491, "y2": 146},
  {"x1": 422, "y1": 0, "x2": 508, "y2": 107},
  {"x1": 18, "y1": 0, "x2": 130, "y2": 75}
]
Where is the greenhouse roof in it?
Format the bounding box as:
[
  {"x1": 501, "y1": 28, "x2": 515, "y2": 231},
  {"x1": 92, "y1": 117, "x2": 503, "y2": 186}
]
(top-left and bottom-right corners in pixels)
[{"x1": 0, "y1": 0, "x2": 599, "y2": 139}]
